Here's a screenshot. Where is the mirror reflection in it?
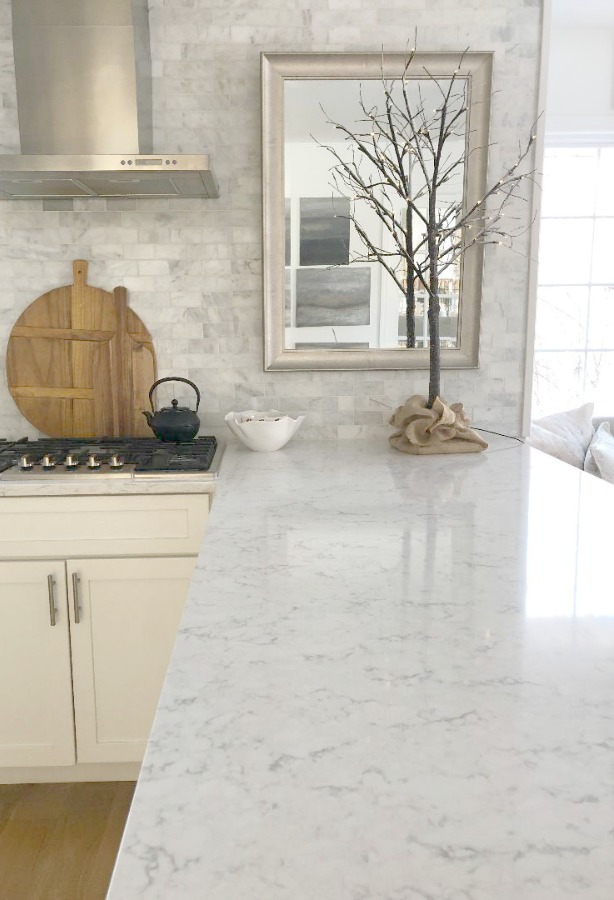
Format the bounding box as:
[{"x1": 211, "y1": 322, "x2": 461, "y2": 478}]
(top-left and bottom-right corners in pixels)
[{"x1": 283, "y1": 79, "x2": 463, "y2": 351}]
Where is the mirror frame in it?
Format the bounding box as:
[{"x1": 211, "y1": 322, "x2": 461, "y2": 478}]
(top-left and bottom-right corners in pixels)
[{"x1": 261, "y1": 50, "x2": 494, "y2": 371}]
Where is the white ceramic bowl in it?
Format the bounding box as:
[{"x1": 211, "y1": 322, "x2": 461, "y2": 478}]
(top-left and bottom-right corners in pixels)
[{"x1": 225, "y1": 410, "x2": 305, "y2": 452}]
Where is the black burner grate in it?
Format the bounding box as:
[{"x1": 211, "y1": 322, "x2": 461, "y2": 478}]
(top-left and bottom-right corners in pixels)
[{"x1": 0, "y1": 436, "x2": 218, "y2": 473}]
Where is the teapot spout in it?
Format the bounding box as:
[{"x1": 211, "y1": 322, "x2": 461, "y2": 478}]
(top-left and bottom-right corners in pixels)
[{"x1": 142, "y1": 410, "x2": 153, "y2": 426}]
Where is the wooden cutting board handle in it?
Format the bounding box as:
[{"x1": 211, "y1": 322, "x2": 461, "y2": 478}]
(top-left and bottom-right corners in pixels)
[
  {"x1": 6, "y1": 260, "x2": 157, "y2": 438},
  {"x1": 74, "y1": 259, "x2": 88, "y2": 284}
]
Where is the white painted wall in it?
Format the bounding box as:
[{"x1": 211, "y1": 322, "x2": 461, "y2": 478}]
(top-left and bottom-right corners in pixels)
[
  {"x1": 546, "y1": 25, "x2": 614, "y2": 138},
  {"x1": 0, "y1": 0, "x2": 543, "y2": 440}
]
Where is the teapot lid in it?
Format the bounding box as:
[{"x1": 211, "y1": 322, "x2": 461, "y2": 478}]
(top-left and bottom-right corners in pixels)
[{"x1": 159, "y1": 399, "x2": 195, "y2": 414}]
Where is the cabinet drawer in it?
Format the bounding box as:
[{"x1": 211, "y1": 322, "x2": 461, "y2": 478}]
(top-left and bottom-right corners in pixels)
[{"x1": 0, "y1": 494, "x2": 210, "y2": 559}]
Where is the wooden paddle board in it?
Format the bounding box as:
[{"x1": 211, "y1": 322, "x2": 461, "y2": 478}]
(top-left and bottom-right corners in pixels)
[{"x1": 7, "y1": 260, "x2": 156, "y2": 437}]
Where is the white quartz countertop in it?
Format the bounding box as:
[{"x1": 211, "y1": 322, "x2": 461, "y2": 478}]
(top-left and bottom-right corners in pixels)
[
  {"x1": 107, "y1": 435, "x2": 614, "y2": 900},
  {"x1": 0, "y1": 471, "x2": 218, "y2": 496},
  {"x1": 0, "y1": 477, "x2": 216, "y2": 496}
]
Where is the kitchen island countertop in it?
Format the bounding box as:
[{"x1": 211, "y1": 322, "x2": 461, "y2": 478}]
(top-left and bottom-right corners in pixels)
[{"x1": 107, "y1": 434, "x2": 614, "y2": 900}]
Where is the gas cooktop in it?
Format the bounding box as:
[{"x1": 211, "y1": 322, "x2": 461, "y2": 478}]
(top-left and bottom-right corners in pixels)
[{"x1": 0, "y1": 436, "x2": 224, "y2": 480}]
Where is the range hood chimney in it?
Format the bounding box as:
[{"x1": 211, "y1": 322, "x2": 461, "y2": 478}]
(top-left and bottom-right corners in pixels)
[{"x1": 0, "y1": 0, "x2": 218, "y2": 200}]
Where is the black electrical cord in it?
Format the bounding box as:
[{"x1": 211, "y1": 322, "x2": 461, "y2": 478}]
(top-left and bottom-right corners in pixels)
[{"x1": 474, "y1": 427, "x2": 525, "y2": 444}]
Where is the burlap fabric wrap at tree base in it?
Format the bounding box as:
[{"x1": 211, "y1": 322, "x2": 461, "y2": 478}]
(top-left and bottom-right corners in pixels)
[{"x1": 389, "y1": 395, "x2": 489, "y2": 455}]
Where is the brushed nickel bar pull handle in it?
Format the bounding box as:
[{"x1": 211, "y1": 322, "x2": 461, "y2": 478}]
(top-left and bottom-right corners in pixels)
[
  {"x1": 47, "y1": 574, "x2": 56, "y2": 627},
  {"x1": 72, "y1": 573, "x2": 81, "y2": 624}
]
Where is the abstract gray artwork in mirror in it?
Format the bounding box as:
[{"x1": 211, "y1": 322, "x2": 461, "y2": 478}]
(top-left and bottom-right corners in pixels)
[{"x1": 262, "y1": 51, "x2": 493, "y2": 371}]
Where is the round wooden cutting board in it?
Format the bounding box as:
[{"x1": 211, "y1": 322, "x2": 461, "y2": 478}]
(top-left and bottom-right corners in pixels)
[{"x1": 7, "y1": 260, "x2": 157, "y2": 438}]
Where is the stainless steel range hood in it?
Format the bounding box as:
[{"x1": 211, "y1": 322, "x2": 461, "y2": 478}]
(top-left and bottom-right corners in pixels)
[{"x1": 0, "y1": 0, "x2": 218, "y2": 200}]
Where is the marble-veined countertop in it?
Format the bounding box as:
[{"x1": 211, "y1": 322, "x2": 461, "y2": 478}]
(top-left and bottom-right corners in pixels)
[
  {"x1": 107, "y1": 434, "x2": 614, "y2": 900},
  {"x1": 0, "y1": 476, "x2": 217, "y2": 496}
]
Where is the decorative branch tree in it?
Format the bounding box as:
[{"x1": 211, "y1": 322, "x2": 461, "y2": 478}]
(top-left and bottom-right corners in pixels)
[{"x1": 317, "y1": 47, "x2": 536, "y2": 412}]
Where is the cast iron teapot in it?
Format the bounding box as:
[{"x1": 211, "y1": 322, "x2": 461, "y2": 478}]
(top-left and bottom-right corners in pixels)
[{"x1": 143, "y1": 376, "x2": 201, "y2": 442}]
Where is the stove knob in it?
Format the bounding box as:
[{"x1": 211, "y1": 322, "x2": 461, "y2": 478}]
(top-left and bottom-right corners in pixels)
[
  {"x1": 64, "y1": 453, "x2": 79, "y2": 469},
  {"x1": 41, "y1": 455, "x2": 56, "y2": 469},
  {"x1": 86, "y1": 454, "x2": 101, "y2": 469},
  {"x1": 18, "y1": 454, "x2": 33, "y2": 470},
  {"x1": 109, "y1": 454, "x2": 124, "y2": 469}
]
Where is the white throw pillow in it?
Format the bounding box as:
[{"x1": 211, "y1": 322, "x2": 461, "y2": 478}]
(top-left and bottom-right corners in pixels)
[
  {"x1": 584, "y1": 421, "x2": 614, "y2": 483},
  {"x1": 584, "y1": 422, "x2": 607, "y2": 476},
  {"x1": 526, "y1": 402, "x2": 594, "y2": 468}
]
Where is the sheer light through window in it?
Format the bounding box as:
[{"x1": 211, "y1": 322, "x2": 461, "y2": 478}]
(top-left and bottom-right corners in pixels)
[{"x1": 533, "y1": 146, "x2": 614, "y2": 417}]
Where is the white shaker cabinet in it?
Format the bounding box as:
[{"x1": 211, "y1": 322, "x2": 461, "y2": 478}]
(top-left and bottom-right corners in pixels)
[
  {"x1": 0, "y1": 561, "x2": 76, "y2": 767},
  {"x1": 0, "y1": 492, "x2": 211, "y2": 780},
  {"x1": 68, "y1": 556, "x2": 195, "y2": 764}
]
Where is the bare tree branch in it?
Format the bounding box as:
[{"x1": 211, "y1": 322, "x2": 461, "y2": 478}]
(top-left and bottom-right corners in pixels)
[{"x1": 315, "y1": 47, "x2": 536, "y2": 404}]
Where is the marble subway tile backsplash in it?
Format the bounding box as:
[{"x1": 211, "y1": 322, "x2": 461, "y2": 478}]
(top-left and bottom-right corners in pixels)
[{"x1": 0, "y1": 0, "x2": 542, "y2": 441}]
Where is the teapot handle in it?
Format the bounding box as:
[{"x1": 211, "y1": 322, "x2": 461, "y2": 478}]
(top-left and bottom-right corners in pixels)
[{"x1": 149, "y1": 377, "x2": 201, "y2": 412}]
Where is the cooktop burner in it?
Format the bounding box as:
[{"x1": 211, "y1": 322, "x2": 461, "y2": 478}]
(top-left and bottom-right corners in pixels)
[{"x1": 0, "y1": 436, "x2": 222, "y2": 479}]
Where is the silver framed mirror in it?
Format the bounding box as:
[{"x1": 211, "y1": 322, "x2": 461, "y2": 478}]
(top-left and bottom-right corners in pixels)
[{"x1": 262, "y1": 50, "x2": 493, "y2": 371}]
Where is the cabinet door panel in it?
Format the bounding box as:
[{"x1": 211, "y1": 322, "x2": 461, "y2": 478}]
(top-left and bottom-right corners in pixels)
[
  {"x1": 0, "y1": 561, "x2": 75, "y2": 767},
  {"x1": 68, "y1": 557, "x2": 196, "y2": 764}
]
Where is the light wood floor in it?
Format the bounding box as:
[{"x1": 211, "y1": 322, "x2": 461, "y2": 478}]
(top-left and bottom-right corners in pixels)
[{"x1": 0, "y1": 782, "x2": 135, "y2": 900}]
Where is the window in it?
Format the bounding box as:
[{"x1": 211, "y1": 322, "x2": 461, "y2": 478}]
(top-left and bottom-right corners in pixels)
[{"x1": 533, "y1": 145, "x2": 614, "y2": 416}]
